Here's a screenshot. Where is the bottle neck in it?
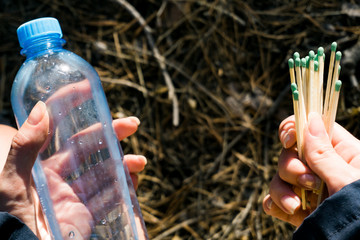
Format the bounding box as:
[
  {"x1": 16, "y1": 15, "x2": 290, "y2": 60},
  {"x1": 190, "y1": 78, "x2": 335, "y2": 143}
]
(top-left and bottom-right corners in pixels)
[{"x1": 20, "y1": 34, "x2": 66, "y2": 58}]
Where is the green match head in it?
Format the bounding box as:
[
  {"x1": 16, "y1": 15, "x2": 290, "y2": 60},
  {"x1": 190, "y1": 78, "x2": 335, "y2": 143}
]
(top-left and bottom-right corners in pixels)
[
  {"x1": 295, "y1": 58, "x2": 300, "y2": 67},
  {"x1": 331, "y1": 42, "x2": 337, "y2": 52},
  {"x1": 314, "y1": 61, "x2": 319, "y2": 71},
  {"x1": 317, "y1": 47, "x2": 324, "y2": 56},
  {"x1": 301, "y1": 58, "x2": 306, "y2": 67},
  {"x1": 315, "y1": 54, "x2": 318, "y2": 61},
  {"x1": 309, "y1": 50, "x2": 315, "y2": 60},
  {"x1": 288, "y1": 58, "x2": 294, "y2": 68},
  {"x1": 293, "y1": 90, "x2": 299, "y2": 100},
  {"x1": 335, "y1": 80, "x2": 342, "y2": 91},
  {"x1": 293, "y1": 52, "x2": 300, "y2": 60},
  {"x1": 336, "y1": 51, "x2": 342, "y2": 61},
  {"x1": 291, "y1": 83, "x2": 297, "y2": 92},
  {"x1": 338, "y1": 65, "x2": 341, "y2": 74},
  {"x1": 306, "y1": 56, "x2": 310, "y2": 68}
]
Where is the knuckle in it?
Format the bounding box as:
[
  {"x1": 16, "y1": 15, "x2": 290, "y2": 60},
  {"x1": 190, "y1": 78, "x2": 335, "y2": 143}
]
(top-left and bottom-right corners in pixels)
[
  {"x1": 8, "y1": 130, "x2": 37, "y2": 160},
  {"x1": 10, "y1": 131, "x2": 29, "y2": 151},
  {"x1": 309, "y1": 144, "x2": 336, "y2": 163}
]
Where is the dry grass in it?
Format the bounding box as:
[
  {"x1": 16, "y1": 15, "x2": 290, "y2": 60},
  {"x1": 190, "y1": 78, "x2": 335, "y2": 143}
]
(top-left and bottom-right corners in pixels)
[{"x1": 1, "y1": 0, "x2": 360, "y2": 239}]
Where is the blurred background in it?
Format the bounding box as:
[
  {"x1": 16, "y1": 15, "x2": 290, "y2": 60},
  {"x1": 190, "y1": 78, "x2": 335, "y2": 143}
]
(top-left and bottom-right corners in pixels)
[{"x1": 1, "y1": 0, "x2": 360, "y2": 239}]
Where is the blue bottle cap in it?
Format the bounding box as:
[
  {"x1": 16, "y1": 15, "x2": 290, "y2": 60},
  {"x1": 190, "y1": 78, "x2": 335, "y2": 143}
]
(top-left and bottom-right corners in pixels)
[{"x1": 17, "y1": 17, "x2": 63, "y2": 48}]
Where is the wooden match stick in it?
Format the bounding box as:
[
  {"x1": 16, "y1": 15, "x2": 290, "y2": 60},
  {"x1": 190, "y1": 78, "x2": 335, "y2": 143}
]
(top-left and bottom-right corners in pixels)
[
  {"x1": 308, "y1": 50, "x2": 317, "y2": 114},
  {"x1": 323, "y1": 42, "x2": 337, "y2": 115},
  {"x1": 292, "y1": 88, "x2": 307, "y2": 210},
  {"x1": 327, "y1": 52, "x2": 342, "y2": 113},
  {"x1": 301, "y1": 58, "x2": 307, "y2": 109},
  {"x1": 314, "y1": 60, "x2": 321, "y2": 114},
  {"x1": 295, "y1": 58, "x2": 306, "y2": 128},
  {"x1": 326, "y1": 80, "x2": 342, "y2": 138},
  {"x1": 317, "y1": 47, "x2": 324, "y2": 113},
  {"x1": 289, "y1": 58, "x2": 307, "y2": 210}
]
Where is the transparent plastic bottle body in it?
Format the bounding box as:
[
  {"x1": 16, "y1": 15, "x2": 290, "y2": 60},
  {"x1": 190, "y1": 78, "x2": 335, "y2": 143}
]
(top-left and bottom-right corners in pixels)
[{"x1": 11, "y1": 39, "x2": 147, "y2": 239}]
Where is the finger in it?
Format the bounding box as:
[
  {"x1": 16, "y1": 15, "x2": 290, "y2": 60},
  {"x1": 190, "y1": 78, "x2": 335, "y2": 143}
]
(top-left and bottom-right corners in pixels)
[
  {"x1": 39, "y1": 80, "x2": 92, "y2": 151},
  {"x1": 130, "y1": 173, "x2": 139, "y2": 190},
  {"x1": 66, "y1": 122, "x2": 110, "y2": 154},
  {"x1": 84, "y1": 181, "x2": 130, "y2": 224},
  {"x1": 124, "y1": 154, "x2": 147, "y2": 174},
  {"x1": 45, "y1": 80, "x2": 138, "y2": 143},
  {"x1": 46, "y1": 79, "x2": 92, "y2": 124},
  {"x1": 5, "y1": 101, "x2": 49, "y2": 178},
  {"x1": 278, "y1": 115, "x2": 297, "y2": 149},
  {"x1": 278, "y1": 147, "x2": 321, "y2": 191},
  {"x1": 0, "y1": 101, "x2": 49, "y2": 233},
  {"x1": 43, "y1": 123, "x2": 106, "y2": 178},
  {"x1": 69, "y1": 158, "x2": 118, "y2": 201},
  {"x1": 263, "y1": 194, "x2": 309, "y2": 227},
  {"x1": 64, "y1": 116, "x2": 140, "y2": 160},
  {"x1": 45, "y1": 116, "x2": 141, "y2": 177},
  {"x1": 304, "y1": 112, "x2": 360, "y2": 195},
  {"x1": 113, "y1": 117, "x2": 140, "y2": 140},
  {"x1": 67, "y1": 115, "x2": 140, "y2": 153},
  {"x1": 123, "y1": 154, "x2": 146, "y2": 190},
  {"x1": 269, "y1": 173, "x2": 301, "y2": 215},
  {"x1": 68, "y1": 156, "x2": 142, "y2": 214}
]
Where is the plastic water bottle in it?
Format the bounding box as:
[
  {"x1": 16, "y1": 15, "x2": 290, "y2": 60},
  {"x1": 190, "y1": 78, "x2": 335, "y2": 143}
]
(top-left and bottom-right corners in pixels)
[{"x1": 11, "y1": 17, "x2": 148, "y2": 240}]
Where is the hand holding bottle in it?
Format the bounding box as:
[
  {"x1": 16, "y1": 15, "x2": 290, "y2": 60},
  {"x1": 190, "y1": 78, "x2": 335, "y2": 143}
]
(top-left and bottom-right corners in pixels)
[{"x1": 0, "y1": 102, "x2": 147, "y2": 239}]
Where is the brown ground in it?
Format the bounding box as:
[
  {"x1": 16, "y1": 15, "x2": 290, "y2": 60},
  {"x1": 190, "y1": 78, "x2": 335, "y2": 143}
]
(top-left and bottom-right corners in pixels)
[{"x1": 1, "y1": 1, "x2": 360, "y2": 239}]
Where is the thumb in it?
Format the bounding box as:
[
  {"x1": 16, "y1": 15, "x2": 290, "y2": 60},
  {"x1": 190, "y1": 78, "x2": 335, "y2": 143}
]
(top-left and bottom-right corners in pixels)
[
  {"x1": 304, "y1": 112, "x2": 360, "y2": 195},
  {"x1": 4, "y1": 101, "x2": 49, "y2": 178},
  {"x1": 0, "y1": 101, "x2": 49, "y2": 234}
]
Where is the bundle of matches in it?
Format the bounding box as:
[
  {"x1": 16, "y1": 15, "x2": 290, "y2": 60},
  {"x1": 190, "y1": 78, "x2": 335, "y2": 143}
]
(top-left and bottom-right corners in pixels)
[{"x1": 288, "y1": 42, "x2": 342, "y2": 210}]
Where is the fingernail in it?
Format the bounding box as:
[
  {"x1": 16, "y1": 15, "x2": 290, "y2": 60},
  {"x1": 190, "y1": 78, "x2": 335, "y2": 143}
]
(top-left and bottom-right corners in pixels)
[
  {"x1": 140, "y1": 155, "x2": 147, "y2": 165},
  {"x1": 283, "y1": 130, "x2": 296, "y2": 148},
  {"x1": 308, "y1": 112, "x2": 327, "y2": 137},
  {"x1": 129, "y1": 116, "x2": 140, "y2": 126},
  {"x1": 281, "y1": 195, "x2": 300, "y2": 215},
  {"x1": 265, "y1": 197, "x2": 273, "y2": 210},
  {"x1": 297, "y1": 174, "x2": 321, "y2": 190},
  {"x1": 27, "y1": 101, "x2": 46, "y2": 126}
]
